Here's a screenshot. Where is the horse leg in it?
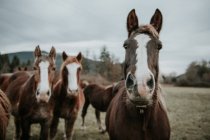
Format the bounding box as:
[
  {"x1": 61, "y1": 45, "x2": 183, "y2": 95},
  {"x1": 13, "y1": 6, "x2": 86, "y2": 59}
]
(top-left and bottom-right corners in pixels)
[
  {"x1": 20, "y1": 120, "x2": 30, "y2": 140},
  {"x1": 39, "y1": 120, "x2": 51, "y2": 140},
  {"x1": 64, "y1": 115, "x2": 77, "y2": 140},
  {"x1": 95, "y1": 109, "x2": 105, "y2": 133},
  {"x1": 50, "y1": 116, "x2": 59, "y2": 140},
  {"x1": 81, "y1": 99, "x2": 90, "y2": 129},
  {"x1": 14, "y1": 117, "x2": 21, "y2": 140}
]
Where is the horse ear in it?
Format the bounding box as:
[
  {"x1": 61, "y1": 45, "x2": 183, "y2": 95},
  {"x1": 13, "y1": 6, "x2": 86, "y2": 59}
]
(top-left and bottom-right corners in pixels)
[
  {"x1": 62, "y1": 51, "x2": 68, "y2": 61},
  {"x1": 49, "y1": 46, "x2": 56, "y2": 60},
  {"x1": 76, "y1": 52, "x2": 82, "y2": 62},
  {"x1": 34, "y1": 45, "x2": 41, "y2": 58},
  {"x1": 127, "y1": 9, "x2": 139, "y2": 36},
  {"x1": 150, "y1": 9, "x2": 163, "y2": 33}
]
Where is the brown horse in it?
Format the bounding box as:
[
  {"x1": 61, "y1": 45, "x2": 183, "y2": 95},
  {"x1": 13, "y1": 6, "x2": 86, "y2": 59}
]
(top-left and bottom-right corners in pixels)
[
  {"x1": 81, "y1": 82, "x2": 121, "y2": 132},
  {"x1": 7, "y1": 46, "x2": 56, "y2": 140},
  {"x1": 0, "y1": 67, "x2": 27, "y2": 92},
  {"x1": 6, "y1": 71, "x2": 30, "y2": 140},
  {"x1": 106, "y1": 9, "x2": 170, "y2": 140},
  {"x1": 0, "y1": 73, "x2": 12, "y2": 92},
  {"x1": 0, "y1": 89, "x2": 10, "y2": 140},
  {"x1": 50, "y1": 52, "x2": 85, "y2": 140}
]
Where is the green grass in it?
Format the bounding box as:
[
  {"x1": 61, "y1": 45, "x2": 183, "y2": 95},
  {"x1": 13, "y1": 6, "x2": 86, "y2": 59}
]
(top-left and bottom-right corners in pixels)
[{"x1": 6, "y1": 87, "x2": 210, "y2": 140}]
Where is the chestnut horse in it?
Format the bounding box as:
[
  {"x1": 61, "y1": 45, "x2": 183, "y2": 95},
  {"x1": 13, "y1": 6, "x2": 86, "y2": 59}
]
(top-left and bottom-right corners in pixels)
[
  {"x1": 50, "y1": 52, "x2": 84, "y2": 140},
  {"x1": 7, "y1": 46, "x2": 56, "y2": 140},
  {"x1": 106, "y1": 9, "x2": 170, "y2": 140},
  {"x1": 0, "y1": 67, "x2": 27, "y2": 92},
  {"x1": 0, "y1": 73, "x2": 12, "y2": 92},
  {"x1": 81, "y1": 82, "x2": 122, "y2": 132},
  {"x1": 0, "y1": 89, "x2": 10, "y2": 140}
]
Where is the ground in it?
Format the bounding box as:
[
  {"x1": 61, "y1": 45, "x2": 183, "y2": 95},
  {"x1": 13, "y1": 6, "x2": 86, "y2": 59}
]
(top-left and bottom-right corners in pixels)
[{"x1": 6, "y1": 86, "x2": 210, "y2": 140}]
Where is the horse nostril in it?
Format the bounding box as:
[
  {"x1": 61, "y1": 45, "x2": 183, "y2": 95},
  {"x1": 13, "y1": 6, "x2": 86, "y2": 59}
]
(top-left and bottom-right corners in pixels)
[
  {"x1": 47, "y1": 91, "x2": 50, "y2": 96},
  {"x1": 126, "y1": 73, "x2": 136, "y2": 92},
  {"x1": 36, "y1": 90, "x2": 40, "y2": 96},
  {"x1": 146, "y1": 76, "x2": 154, "y2": 90}
]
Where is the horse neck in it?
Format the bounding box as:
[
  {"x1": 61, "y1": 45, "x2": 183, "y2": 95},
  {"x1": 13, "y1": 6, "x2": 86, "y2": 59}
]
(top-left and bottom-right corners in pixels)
[{"x1": 24, "y1": 75, "x2": 37, "y2": 95}]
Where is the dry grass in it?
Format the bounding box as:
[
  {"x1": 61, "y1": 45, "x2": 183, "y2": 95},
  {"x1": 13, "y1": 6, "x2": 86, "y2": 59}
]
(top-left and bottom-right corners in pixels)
[
  {"x1": 5, "y1": 86, "x2": 210, "y2": 140},
  {"x1": 163, "y1": 87, "x2": 210, "y2": 140}
]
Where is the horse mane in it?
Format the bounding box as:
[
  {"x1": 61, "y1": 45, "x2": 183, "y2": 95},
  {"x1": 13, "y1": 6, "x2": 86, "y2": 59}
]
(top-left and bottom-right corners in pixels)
[{"x1": 0, "y1": 89, "x2": 11, "y2": 140}]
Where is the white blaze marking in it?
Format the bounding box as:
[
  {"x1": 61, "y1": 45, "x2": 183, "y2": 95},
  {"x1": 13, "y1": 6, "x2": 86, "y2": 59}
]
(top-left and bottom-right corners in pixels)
[
  {"x1": 135, "y1": 34, "x2": 154, "y2": 89},
  {"x1": 66, "y1": 63, "x2": 80, "y2": 91},
  {"x1": 38, "y1": 61, "x2": 50, "y2": 94}
]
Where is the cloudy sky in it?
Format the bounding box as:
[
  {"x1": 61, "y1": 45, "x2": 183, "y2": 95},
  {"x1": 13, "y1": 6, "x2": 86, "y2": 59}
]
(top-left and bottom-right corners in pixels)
[{"x1": 0, "y1": 0, "x2": 209, "y2": 75}]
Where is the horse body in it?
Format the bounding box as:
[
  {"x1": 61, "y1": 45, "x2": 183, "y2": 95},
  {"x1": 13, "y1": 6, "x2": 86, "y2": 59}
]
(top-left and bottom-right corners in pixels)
[
  {"x1": 106, "y1": 9, "x2": 170, "y2": 140},
  {"x1": 0, "y1": 73, "x2": 12, "y2": 92},
  {"x1": 0, "y1": 67, "x2": 28, "y2": 92},
  {"x1": 84, "y1": 84, "x2": 115, "y2": 111},
  {"x1": 106, "y1": 84, "x2": 170, "y2": 140},
  {"x1": 50, "y1": 52, "x2": 84, "y2": 140},
  {"x1": 81, "y1": 83, "x2": 122, "y2": 132},
  {"x1": 6, "y1": 71, "x2": 30, "y2": 116},
  {"x1": 18, "y1": 75, "x2": 54, "y2": 140},
  {"x1": 0, "y1": 89, "x2": 11, "y2": 140}
]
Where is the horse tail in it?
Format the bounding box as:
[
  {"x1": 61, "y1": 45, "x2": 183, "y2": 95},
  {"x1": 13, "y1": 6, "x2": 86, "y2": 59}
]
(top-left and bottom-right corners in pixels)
[{"x1": 0, "y1": 89, "x2": 11, "y2": 140}]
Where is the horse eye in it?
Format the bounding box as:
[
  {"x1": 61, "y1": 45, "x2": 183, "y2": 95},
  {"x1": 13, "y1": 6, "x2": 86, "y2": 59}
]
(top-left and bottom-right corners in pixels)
[
  {"x1": 33, "y1": 67, "x2": 37, "y2": 70},
  {"x1": 52, "y1": 67, "x2": 56, "y2": 71}
]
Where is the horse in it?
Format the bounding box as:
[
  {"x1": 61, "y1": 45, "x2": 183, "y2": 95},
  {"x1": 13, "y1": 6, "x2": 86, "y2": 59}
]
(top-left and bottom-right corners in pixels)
[
  {"x1": 7, "y1": 46, "x2": 56, "y2": 140},
  {"x1": 0, "y1": 89, "x2": 11, "y2": 140},
  {"x1": 0, "y1": 67, "x2": 27, "y2": 92},
  {"x1": 50, "y1": 52, "x2": 85, "y2": 140},
  {"x1": 105, "y1": 9, "x2": 170, "y2": 140},
  {"x1": 81, "y1": 82, "x2": 122, "y2": 132},
  {"x1": 0, "y1": 73, "x2": 12, "y2": 92}
]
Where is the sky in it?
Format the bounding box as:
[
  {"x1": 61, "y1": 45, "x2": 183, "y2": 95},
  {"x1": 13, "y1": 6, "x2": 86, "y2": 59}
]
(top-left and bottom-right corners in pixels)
[{"x1": 0, "y1": 0, "x2": 209, "y2": 75}]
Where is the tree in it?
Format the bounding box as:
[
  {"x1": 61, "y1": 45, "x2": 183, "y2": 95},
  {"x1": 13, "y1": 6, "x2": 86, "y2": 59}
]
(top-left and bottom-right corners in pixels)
[
  {"x1": 0, "y1": 54, "x2": 10, "y2": 72},
  {"x1": 99, "y1": 46, "x2": 110, "y2": 62},
  {"x1": 10, "y1": 55, "x2": 20, "y2": 72},
  {"x1": 26, "y1": 59, "x2": 31, "y2": 66}
]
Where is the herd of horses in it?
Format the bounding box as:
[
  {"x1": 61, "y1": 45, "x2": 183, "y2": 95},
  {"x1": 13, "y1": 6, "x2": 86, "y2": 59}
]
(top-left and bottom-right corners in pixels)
[{"x1": 0, "y1": 9, "x2": 171, "y2": 140}]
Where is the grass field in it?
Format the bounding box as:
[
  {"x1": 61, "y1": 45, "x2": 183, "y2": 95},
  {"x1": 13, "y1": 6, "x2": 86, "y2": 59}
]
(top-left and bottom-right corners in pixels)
[{"x1": 6, "y1": 86, "x2": 210, "y2": 140}]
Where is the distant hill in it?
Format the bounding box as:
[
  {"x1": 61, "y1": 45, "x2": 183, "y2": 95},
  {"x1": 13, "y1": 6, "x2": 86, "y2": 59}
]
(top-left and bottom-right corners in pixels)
[
  {"x1": 6, "y1": 51, "x2": 101, "y2": 73},
  {"x1": 4, "y1": 51, "x2": 123, "y2": 82}
]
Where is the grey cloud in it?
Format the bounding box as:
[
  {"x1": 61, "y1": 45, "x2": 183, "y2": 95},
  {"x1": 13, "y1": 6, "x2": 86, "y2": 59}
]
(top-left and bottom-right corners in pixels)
[{"x1": 0, "y1": 0, "x2": 210, "y2": 75}]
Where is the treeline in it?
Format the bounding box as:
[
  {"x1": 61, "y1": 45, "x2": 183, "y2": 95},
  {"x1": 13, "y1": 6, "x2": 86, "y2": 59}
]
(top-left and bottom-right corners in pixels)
[
  {"x1": 0, "y1": 54, "x2": 31, "y2": 73},
  {"x1": 82, "y1": 46, "x2": 123, "y2": 82},
  {"x1": 0, "y1": 47, "x2": 123, "y2": 82},
  {"x1": 163, "y1": 60, "x2": 210, "y2": 87}
]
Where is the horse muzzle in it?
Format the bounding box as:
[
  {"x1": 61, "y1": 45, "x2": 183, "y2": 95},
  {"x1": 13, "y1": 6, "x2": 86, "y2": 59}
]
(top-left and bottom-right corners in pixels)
[
  {"x1": 125, "y1": 72, "x2": 155, "y2": 105},
  {"x1": 67, "y1": 88, "x2": 79, "y2": 96},
  {"x1": 36, "y1": 91, "x2": 51, "y2": 103}
]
